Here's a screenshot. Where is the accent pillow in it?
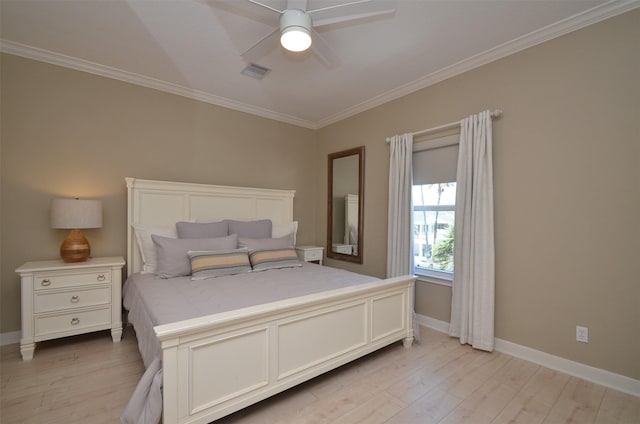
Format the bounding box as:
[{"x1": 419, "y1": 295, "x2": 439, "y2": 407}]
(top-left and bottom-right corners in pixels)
[
  {"x1": 227, "y1": 219, "x2": 272, "y2": 239},
  {"x1": 152, "y1": 234, "x2": 238, "y2": 278},
  {"x1": 176, "y1": 221, "x2": 228, "y2": 239},
  {"x1": 188, "y1": 248, "x2": 251, "y2": 280},
  {"x1": 272, "y1": 221, "x2": 298, "y2": 245},
  {"x1": 238, "y1": 234, "x2": 294, "y2": 250},
  {"x1": 249, "y1": 248, "x2": 301, "y2": 272},
  {"x1": 132, "y1": 223, "x2": 177, "y2": 274}
]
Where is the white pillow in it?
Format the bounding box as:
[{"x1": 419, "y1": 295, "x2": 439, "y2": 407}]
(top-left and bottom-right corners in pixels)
[
  {"x1": 271, "y1": 221, "x2": 298, "y2": 245},
  {"x1": 132, "y1": 223, "x2": 177, "y2": 274}
]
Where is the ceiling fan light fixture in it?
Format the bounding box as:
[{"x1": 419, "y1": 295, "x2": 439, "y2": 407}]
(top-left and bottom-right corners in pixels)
[
  {"x1": 280, "y1": 9, "x2": 312, "y2": 52},
  {"x1": 280, "y1": 27, "x2": 311, "y2": 52}
]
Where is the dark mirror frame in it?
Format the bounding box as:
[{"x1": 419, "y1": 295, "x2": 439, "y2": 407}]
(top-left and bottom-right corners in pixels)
[{"x1": 327, "y1": 146, "x2": 365, "y2": 264}]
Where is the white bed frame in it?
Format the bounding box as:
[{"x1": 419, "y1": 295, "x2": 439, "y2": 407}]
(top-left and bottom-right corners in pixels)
[{"x1": 125, "y1": 178, "x2": 416, "y2": 424}]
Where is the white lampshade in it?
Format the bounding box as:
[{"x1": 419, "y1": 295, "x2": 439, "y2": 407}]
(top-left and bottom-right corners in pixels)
[
  {"x1": 280, "y1": 9, "x2": 312, "y2": 52},
  {"x1": 50, "y1": 198, "x2": 103, "y2": 229}
]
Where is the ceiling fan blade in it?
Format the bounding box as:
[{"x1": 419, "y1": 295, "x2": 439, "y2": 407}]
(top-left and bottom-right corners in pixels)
[
  {"x1": 309, "y1": 0, "x2": 395, "y2": 27},
  {"x1": 246, "y1": 0, "x2": 285, "y2": 14},
  {"x1": 213, "y1": 0, "x2": 281, "y2": 25},
  {"x1": 241, "y1": 28, "x2": 280, "y2": 62},
  {"x1": 311, "y1": 29, "x2": 340, "y2": 68}
]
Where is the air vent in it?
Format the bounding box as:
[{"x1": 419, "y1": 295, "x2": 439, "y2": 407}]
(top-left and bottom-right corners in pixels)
[{"x1": 241, "y1": 63, "x2": 271, "y2": 80}]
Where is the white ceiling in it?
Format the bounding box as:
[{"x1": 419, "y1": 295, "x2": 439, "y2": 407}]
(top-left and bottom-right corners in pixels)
[{"x1": 1, "y1": 0, "x2": 636, "y2": 129}]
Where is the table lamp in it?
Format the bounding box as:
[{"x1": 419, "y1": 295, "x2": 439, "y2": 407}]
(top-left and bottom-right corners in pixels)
[{"x1": 50, "y1": 198, "x2": 103, "y2": 262}]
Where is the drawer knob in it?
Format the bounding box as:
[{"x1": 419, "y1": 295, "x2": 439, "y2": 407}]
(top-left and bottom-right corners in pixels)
[
  {"x1": 70, "y1": 317, "x2": 80, "y2": 325},
  {"x1": 97, "y1": 274, "x2": 106, "y2": 282},
  {"x1": 41, "y1": 279, "x2": 51, "y2": 287},
  {"x1": 70, "y1": 295, "x2": 79, "y2": 303}
]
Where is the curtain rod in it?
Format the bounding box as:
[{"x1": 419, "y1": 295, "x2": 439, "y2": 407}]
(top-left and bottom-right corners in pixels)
[{"x1": 386, "y1": 109, "x2": 503, "y2": 142}]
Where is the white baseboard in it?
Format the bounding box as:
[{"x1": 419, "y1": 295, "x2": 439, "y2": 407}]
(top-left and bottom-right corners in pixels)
[
  {"x1": 0, "y1": 330, "x2": 21, "y2": 346},
  {"x1": 416, "y1": 314, "x2": 451, "y2": 334},
  {"x1": 415, "y1": 314, "x2": 640, "y2": 397}
]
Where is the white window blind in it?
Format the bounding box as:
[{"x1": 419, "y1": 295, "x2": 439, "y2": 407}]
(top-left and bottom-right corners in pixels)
[{"x1": 412, "y1": 134, "x2": 459, "y2": 185}]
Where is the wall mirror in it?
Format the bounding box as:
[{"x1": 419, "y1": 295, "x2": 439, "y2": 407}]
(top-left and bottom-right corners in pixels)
[{"x1": 327, "y1": 146, "x2": 364, "y2": 263}]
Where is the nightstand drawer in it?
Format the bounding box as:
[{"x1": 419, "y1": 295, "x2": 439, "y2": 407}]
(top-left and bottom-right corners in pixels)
[
  {"x1": 304, "y1": 250, "x2": 323, "y2": 261},
  {"x1": 33, "y1": 270, "x2": 111, "y2": 291},
  {"x1": 295, "y1": 246, "x2": 324, "y2": 265},
  {"x1": 35, "y1": 307, "x2": 111, "y2": 338},
  {"x1": 34, "y1": 286, "x2": 111, "y2": 314}
]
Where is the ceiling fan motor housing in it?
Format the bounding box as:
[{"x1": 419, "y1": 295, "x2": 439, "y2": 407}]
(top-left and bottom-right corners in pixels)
[
  {"x1": 280, "y1": 9, "x2": 312, "y2": 32},
  {"x1": 280, "y1": 9, "x2": 312, "y2": 52}
]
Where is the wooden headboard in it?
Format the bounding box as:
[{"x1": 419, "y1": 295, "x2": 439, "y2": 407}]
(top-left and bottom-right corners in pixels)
[{"x1": 125, "y1": 178, "x2": 295, "y2": 276}]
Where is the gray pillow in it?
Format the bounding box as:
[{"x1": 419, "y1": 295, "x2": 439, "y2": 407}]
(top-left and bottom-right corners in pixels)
[
  {"x1": 238, "y1": 234, "x2": 294, "y2": 250},
  {"x1": 176, "y1": 221, "x2": 228, "y2": 238},
  {"x1": 227, "y1": 219, "x2": 272, "y2": 239},
  {"x1": 152, "y1": 234, "x2": 238, "y2": 278}
]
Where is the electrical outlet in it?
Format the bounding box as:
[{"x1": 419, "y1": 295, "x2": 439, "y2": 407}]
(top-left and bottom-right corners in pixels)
[{"x1": 576, "y1": 326, "x2": 589, "y2": 343}]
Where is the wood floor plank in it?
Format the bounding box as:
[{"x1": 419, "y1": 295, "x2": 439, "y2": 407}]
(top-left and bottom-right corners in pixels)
[
  {"x1": 304, "y1": 343, "x2": 405, "y2": 400},
  {"x1": 216, "y1": 385, "x2": 318, "y2": 424},
  {"x1": 492, "y1": 367, "x2": 570, "y2": 424},
  {"x1": 438, "y1": 351, "x2": 511, "y2": 399},
  {"x1": 1, "y1": 325, "x2": 638, "y2": 424},
  {"x1": 436, "y1": 356, "x2": 547, "y2": 424},
  {"x1": 594, "y1": 388, "x2": 640, "y2": 424},
  {"x1": 488, "y1": 356, "x2": 540, "y2": 392},
  {"x1": 385, "y1": 347, "x2": 477, "y2": 404},
  {"x1": 542, "y1": 377, "x2": 607, "y2": 424},
  {"x1": 384, "y1": 387, "x2": 463, "y2": 424},
  {"x1": 439, "y1": 370, "x2": 519, "y2": 424},
  {"x1": 306, "y1": 331, "x2": 453, "y2": 401},
  {"x1": 331, "y1": 391, "x2": 406, "y2": 424},
  {"x1": 0, "y1": 327, "x2": 144, "y2": 424},
  {"x1": 281, "y1": 383, "x2": 375, "y2": 423}
]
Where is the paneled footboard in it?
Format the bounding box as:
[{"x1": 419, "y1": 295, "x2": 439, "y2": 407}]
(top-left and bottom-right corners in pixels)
[{"x1": 154, "y1": 275, "x2": 416, "y2": 424}]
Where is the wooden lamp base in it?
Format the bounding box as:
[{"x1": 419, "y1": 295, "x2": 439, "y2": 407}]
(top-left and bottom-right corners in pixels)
[{"x1": 60, "y1": 229, "x2": 91, "y2": 263}]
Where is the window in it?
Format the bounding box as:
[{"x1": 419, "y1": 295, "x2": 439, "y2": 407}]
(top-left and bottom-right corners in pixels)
[
  {"x1": 412, "y1": 134, "x2": 459, "y2": 282},
  {"x1": 413, "y1": 183, "x2": 456, "y2": 280}
]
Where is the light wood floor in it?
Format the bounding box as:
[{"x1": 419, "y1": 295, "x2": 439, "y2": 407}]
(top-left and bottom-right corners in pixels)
[{"x1": 1, "y1": 326, "x2": 638, "y2": 424}]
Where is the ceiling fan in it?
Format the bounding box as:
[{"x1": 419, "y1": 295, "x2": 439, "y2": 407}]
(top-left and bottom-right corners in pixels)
[{"x1": 234, "y1": 0, "x2": 396, "y2": 67}]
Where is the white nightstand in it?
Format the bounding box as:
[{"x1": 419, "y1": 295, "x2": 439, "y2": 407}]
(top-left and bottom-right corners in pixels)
[
  {"x1": 15, "y1": 256, "x2": 125, "y2": 360},
  {"x1": 295, "y1": 246, "x2": 324, "y2": 265}
]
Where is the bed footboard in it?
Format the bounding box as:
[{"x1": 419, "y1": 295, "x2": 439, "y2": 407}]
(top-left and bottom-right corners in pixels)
[{"x1": 155, "y1": 275, "x2": 415, "y2": 424}]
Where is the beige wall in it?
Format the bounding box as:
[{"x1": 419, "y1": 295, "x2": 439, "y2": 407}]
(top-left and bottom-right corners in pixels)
[
  {"x1": 1, "y1": 10, "x2": 638, "y2": 381},
  {"x1": 0, "y1": 54, "x2": 318, "y2": 333},
  {"x1": 316, "y1": 10, "x2": 640, "y2": 380}
]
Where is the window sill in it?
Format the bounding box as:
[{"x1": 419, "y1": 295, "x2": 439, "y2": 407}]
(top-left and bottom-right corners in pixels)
[{"x1": 415, "y1": 273, "x2": 453, "y2": 287}]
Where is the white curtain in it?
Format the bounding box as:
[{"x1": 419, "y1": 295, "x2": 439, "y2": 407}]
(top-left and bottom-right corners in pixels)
[
  {"x1": 449, "y1": 110, "x2": 495, "y2": 352},
  {"x1": 386, "y1": 134, "x2": 414, "y2": 278}
]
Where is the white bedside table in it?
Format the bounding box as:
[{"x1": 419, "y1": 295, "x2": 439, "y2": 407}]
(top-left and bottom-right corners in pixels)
[
  {"x1": 15, "y1": 256, "x2": 125, "y2": 360},
  {"x1": 295, "y1": 246, "x2": 324, "y2": 265}
]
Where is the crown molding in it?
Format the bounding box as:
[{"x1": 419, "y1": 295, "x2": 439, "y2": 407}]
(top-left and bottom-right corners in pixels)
[
  {"x1": 1, "y1": 0, "x2": 637, "y2": 130},
  {"x1": 316, "y1": 0, "x2": 640, "y2": 128},
  {"x1": 0, "y1": 40, "x2": 318, "y2": 130}
]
